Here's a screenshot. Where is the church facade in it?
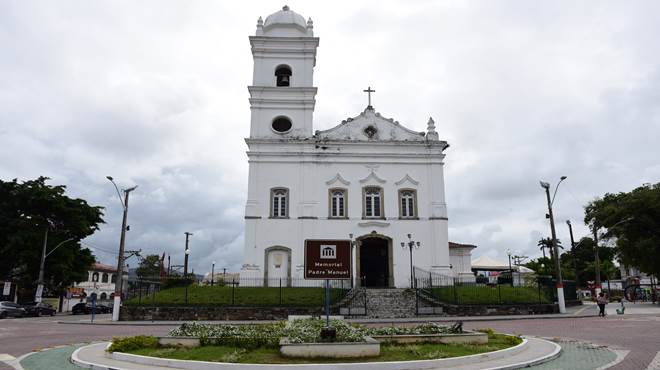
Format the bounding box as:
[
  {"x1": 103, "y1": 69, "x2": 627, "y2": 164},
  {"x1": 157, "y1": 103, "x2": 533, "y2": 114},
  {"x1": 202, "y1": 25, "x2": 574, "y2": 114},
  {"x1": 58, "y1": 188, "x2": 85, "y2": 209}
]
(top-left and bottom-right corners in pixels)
[{"x1": 240, "y1": 6, "x2": 469, "y2": 288}]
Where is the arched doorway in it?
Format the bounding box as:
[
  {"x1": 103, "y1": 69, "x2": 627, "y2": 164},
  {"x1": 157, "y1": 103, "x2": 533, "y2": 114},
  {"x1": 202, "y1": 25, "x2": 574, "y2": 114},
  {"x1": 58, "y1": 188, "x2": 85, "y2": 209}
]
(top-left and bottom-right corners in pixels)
[
  {"x1": 264, "y1": 246, "x2": 291, "y2": 287},
  {"x1": 356, "y1": 234, "x2": 393, "y2": 287}
]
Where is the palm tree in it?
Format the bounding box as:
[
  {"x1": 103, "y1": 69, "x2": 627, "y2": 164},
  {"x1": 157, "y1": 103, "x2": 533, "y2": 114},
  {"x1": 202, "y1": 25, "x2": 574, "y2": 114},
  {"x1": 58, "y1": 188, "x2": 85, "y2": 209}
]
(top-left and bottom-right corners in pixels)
[{"x1": 538, "y1": 237, "x2": 563, "y2": 275}]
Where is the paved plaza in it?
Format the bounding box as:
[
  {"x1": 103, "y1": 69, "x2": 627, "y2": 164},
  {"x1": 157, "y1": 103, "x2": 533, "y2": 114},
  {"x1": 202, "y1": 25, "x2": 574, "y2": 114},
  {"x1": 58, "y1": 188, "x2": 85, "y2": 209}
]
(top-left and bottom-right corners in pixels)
[{"x1": 0, "y1": 302, "x2": 658, "y2": 369}]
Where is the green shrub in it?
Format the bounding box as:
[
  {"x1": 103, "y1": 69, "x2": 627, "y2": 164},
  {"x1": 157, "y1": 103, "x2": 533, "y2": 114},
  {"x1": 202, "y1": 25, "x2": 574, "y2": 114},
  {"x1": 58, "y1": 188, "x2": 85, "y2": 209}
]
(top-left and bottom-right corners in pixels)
[
  {"x1": 108, "y1": 335, "x2": 159, "y2": 353},
  {"x1": 170, "y1": 322, "x2": 286, "y2": 348},
  {"x1": 502, "y1": 335, "x2": 523, "y2": 345}
]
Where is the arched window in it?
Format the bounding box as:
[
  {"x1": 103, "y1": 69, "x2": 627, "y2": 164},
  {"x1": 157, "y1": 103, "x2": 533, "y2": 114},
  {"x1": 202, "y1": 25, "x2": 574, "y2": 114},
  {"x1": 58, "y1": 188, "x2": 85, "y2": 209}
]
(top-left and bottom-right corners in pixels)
[
  {"x1": 275, "y1": 65, "x2": 292, "y2": 87},
  {"x1": 270, "y1": 188, "x2": 289, "y2": 218},
  {"x1": 92, "y1": 272, "x2": 99, "y2": 282},
  {"x1": 100, "y1": 292, "x2": 107, "y2": 300},
  {"x1": 101, "y1": 273, "x2": 108, "y2": 283},
  {"x1": 110, "y1": 274, "x2": 116, "y2": 284},
  {"x1": 363, "y1": 187, "x2": 383, "y2": 218},
  {"x1": 329, "y1": 189, "x2": 347, "y2": 218},
  {"x1": 399, "y1": 189, "x2": 417, "y2": 218}
]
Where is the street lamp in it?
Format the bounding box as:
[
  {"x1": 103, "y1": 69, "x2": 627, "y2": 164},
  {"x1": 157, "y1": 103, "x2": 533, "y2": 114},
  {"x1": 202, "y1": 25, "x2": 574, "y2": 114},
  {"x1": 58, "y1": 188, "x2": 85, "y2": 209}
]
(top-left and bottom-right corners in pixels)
[
  {"x1": 107, "y1": 176, "x2": 138, "y2": 322},
  {"x1": 349, "y1": 233, "x2": 357, "y2": 288},
  {"x1": 591, "y1": 217, "x2": 632, "y2": 295},
  {"x1": 540, "y1": 176, "x2": 567, "y2": 313},
  {"x1": 211, "y1": 261, "x2": 215, "y2": 286},
  {"x1": 506, "y1": 249, "x2": 513, "y2": 287},
  {"x1": 401, "y1": 234, "x2": 421, "y2": 289},
  {"x1": 35, "y1": 236, "x2": 75, "y2": 302},
  {"x1": 184, "y1": 232, "x2": 193, "y2": 277}
]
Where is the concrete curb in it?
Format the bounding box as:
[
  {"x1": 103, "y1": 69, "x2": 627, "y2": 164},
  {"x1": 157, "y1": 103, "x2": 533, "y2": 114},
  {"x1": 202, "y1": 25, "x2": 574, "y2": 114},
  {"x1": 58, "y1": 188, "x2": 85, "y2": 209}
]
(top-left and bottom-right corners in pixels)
[
  {"x1": 57, "y1": 313, "x2": 598, "y2": 326},
  {"x1": 71, "y1": 337, "x2": 560, "y2": 370}
]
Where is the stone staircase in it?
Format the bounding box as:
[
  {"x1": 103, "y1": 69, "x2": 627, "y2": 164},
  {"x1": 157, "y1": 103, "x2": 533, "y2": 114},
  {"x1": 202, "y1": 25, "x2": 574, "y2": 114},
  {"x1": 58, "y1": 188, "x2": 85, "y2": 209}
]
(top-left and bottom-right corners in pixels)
[
  {"x1": 366, "y1": 288, "x2": 418, "y2": 318},
  {"x1": 339, "y1": 288, "x2": 420, "y2": 318}
]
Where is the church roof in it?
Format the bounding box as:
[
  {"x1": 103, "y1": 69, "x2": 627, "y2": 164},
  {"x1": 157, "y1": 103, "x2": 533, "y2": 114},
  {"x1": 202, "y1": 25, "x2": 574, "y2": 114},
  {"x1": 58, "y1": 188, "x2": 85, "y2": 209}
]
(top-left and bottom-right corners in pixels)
[
  {"x1": 449, "y1": 241, "x2": 477, "y2": 249},
  {"x1": 315, "y1": 106, "x2": 447, "y2": 147},
  {"x1": 264, "y1": 5, "x2": 308, "y2": 31},
  {"x1": 471, "y1": 255, "x2": 534, "y2": 273}
]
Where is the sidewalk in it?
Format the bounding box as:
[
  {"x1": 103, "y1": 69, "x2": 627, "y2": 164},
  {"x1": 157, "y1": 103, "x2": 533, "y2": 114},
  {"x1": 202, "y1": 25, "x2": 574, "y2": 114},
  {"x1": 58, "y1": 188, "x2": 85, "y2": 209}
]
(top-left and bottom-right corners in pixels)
[{"x1": 59, "y1": 303, "x2": 597, "y2": 326}]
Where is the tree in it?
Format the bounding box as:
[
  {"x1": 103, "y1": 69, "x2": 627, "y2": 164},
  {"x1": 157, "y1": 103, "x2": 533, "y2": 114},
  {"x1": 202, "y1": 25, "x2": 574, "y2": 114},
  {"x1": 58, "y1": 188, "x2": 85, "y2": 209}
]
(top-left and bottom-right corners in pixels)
[
  {"x1": 558, "y1": 237, "x2": 618, "y2": 287},
  {"x1": 584, "y1": 183, "x2": 660, "y2": 278},
  {"x1": 135, "y1": 254, "x2": 162, "y2": 279},
  {"x1": 537, "y1": 237, "x2": 563, "y2": 267},
  {"x1": 0, "y1": 177, "x2": 103, "y2": 300}
]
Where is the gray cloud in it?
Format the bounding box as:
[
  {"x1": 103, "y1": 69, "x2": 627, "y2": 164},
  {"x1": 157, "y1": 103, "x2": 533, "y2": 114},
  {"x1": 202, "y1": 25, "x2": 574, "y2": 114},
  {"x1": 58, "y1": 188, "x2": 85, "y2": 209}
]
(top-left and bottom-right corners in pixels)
[{"x1": 1, "y1": 1, "x2": 659, "y2": 273}]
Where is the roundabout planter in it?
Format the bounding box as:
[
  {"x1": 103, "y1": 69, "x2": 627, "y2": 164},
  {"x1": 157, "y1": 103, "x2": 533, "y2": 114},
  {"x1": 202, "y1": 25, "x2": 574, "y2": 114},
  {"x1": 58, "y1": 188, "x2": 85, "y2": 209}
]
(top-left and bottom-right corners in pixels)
[
  {"x1": 106, "y1": 338, "x2": 540, "y2": 370},
  {"x1": 371, "y1": 331, "x2": 487, "y2": 345},
  {"x1": 279, "y1": 336, "x2": 380, "y2": 358}
]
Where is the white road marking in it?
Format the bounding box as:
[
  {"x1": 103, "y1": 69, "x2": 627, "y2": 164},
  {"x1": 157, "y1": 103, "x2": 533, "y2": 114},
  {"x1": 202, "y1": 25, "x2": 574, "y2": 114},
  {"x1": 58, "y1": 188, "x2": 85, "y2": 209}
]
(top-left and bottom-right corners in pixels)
[
  {"x1": 646, "y1": 351, "x2": 660, "y2": 370},
  {"x1": 0, "y1": 354, "x2": 16, "y2": 361}
]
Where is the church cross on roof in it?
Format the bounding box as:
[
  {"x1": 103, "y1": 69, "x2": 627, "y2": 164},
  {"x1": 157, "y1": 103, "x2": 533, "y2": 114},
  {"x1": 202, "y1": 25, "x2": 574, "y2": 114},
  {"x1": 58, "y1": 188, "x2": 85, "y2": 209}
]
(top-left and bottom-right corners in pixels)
[{"x1": 363, "y1": 86, "x2": 375, "y2": 108}]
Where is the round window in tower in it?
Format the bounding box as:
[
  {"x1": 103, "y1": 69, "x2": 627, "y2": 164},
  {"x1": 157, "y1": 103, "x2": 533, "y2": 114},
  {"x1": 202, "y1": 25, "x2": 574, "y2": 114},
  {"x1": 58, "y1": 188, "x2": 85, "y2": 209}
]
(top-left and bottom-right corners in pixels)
[{"x1": 272, "y1": 116, "x2": 292, "y2": 133}]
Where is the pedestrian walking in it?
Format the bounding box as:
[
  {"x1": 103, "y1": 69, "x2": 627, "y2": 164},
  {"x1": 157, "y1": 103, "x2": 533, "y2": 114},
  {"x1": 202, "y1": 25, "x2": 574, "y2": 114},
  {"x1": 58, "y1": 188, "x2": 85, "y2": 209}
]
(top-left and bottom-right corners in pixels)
[{"x1": 597, "y1": 291, "x2": 608, "y2": 317}]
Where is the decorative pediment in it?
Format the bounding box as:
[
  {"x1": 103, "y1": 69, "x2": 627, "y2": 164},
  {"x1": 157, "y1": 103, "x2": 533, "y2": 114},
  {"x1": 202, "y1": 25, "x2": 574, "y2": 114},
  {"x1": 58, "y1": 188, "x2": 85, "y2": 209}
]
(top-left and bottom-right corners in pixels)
[
  {"x1": 315, "y1": 106, "x2": 427, "y2": 142},
  {"x1": 325, "y1": 173, "x2": 351, "y2": 186},
  {"x1": 359, "y1": 171, "x2": 386, "y2": 184},
  {"x1": 395, "y1": 174, "x2": 419, "y2": 186}
]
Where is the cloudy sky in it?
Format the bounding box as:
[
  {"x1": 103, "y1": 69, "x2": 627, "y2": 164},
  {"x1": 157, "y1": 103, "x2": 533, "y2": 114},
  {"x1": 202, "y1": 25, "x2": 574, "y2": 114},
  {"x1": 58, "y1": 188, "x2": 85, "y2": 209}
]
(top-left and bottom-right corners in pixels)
[{"x1": 2, "y1": 1, "x2": 659, "y2": 275}]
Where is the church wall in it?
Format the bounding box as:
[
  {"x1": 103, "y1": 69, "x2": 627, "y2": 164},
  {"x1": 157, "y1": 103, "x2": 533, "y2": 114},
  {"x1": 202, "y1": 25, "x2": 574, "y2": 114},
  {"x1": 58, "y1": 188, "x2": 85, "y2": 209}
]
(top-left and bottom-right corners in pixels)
[{"x1": 241, "y1": 152, "x2": 451, "y2": 287}]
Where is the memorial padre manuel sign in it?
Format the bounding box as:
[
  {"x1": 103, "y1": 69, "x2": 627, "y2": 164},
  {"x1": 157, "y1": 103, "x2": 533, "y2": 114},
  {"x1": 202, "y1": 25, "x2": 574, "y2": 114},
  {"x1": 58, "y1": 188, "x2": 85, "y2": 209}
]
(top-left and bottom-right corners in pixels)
[{"x1": 304, "y1": 240, "x2": 351, "y2": 279}]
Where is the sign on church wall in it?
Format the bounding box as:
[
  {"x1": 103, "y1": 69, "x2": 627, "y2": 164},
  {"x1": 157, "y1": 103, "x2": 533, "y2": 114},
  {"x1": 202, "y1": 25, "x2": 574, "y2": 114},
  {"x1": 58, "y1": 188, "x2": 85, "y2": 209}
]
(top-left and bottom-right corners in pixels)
[{"x1": 304, "y1": 240, "x2": 351, "y2": 279}]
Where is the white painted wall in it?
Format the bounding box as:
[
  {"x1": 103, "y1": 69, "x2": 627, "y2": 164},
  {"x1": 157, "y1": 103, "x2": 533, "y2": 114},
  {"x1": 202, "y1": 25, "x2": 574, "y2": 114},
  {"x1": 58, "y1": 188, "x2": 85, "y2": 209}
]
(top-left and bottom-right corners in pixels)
[{"x1": 240, "y1": 7, "x2": 451, "y2": 288}]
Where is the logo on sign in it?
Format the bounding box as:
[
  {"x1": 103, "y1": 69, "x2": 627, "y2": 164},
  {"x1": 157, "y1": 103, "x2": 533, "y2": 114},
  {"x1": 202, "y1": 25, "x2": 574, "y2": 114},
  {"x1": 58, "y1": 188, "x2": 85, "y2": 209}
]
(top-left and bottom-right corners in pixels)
[{"x1": 320, "y1": 245, "x2": 336, "y2": 259}]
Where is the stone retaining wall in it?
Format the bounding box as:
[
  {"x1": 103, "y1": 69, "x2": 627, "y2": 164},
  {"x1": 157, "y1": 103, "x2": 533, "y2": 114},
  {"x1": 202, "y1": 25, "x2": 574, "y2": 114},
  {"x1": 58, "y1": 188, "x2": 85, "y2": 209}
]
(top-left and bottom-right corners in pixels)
[
  {"x1": 439, "y1": 303, "x2": 558, "y2": 316},
  {"x1": 120, "y1": 305, "x2": 325, "y2": 321}
]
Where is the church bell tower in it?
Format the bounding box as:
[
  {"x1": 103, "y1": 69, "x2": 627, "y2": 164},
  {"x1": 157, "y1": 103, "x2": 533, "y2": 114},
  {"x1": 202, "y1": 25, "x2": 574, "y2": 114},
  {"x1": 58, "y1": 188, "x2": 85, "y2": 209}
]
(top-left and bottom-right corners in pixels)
[{"x1": 248, "y1": 6, "x2": 319, "y2": 138}]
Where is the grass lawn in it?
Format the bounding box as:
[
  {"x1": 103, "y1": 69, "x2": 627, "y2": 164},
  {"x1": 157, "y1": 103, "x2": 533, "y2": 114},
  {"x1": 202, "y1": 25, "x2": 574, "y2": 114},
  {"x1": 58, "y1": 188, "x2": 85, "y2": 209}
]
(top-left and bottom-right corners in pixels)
[
  {"x1": 124, "y1": 285, "x2": 346, "y2": 306},
  {"x1": 126, "y1": 334, "x2": 519, "y2": 363},
  {"x1": 430, "y1": 285, "x2": 549, "y2": 305}
]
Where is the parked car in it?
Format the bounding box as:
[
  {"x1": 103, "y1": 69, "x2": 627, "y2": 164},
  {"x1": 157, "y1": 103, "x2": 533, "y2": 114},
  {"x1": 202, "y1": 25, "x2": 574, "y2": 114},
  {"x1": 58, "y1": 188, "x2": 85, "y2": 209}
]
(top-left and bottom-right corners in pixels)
[
  {"x1": 72, "y1": 302, "x2": 91, "y2": 315},
  {"x1": 0, "y1": 301, "x2": 26, "y2": 319},
  {"x1": 95, "y1": 303, "x2": 109, "y2": 313},
  {"x1": 72, "y1": 302, "x2": 106, "y2": 314},
  {"x1": 22, "y1": 302, "x2": 56, "y2": 317}
]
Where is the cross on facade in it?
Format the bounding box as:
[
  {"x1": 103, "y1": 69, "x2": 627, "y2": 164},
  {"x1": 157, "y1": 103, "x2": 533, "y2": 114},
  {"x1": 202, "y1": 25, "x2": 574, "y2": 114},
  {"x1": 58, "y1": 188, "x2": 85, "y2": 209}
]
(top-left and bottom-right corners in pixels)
[{"x1": 363, "y1": 86, "x2": 376, "y2": 107}]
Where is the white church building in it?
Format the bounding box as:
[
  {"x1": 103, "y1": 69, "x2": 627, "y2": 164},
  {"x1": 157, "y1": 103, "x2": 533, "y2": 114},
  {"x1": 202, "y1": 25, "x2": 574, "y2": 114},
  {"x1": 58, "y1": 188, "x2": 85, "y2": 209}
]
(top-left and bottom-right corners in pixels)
[{"x1": 240, "y1": 6, "x2": 473, "y2": 288}]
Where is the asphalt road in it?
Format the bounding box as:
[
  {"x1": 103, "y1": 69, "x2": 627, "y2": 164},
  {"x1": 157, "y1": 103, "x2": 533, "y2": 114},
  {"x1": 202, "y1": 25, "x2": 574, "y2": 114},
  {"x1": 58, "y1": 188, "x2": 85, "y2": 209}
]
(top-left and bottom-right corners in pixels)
[{"x1": 1, "y1": 305, "x2": 658, "y2": 369}]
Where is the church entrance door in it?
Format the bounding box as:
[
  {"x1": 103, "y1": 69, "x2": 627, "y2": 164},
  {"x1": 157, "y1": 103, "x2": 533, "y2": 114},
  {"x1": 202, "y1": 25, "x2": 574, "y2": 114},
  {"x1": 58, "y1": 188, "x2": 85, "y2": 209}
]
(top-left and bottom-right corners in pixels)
[{"x1": 359, "y1": 237, "x2": 391, "y2": 287}]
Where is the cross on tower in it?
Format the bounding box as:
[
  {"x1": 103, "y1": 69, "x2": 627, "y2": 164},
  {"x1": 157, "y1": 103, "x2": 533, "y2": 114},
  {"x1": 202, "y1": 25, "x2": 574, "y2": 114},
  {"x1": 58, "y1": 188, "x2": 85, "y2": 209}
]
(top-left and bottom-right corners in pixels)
[{"x1": 363, "y1": 86, "x2": 376, "y2": 108}]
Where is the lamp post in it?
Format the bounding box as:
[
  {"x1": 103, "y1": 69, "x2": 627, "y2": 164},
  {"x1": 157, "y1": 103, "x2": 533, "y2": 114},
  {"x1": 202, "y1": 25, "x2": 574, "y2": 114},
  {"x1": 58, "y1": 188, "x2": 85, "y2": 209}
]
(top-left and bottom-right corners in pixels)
[
  {"x1": 401, "y1": 234, "x2": 420, "y2": 289},
  {"x1": 107, "y1": 176, "x2": 138, "y2": 322},
  {"x1": 591, "y1": 217, "x2": 632, "y2": 296},
  {"x1": 35, "y1": 235, "x2": 75, "y2": 302},
  {"x1": 349, "y1": 233, "x2": 356, "y2": 288},
  {"x1": 540, "y1": 176, "x2": 567, "y2": 313},
  {"x1": 507, "y1": 250, "x2": 513, "y2": 287},
  {"x1": 211, "y1": 261, "x2": 215, "y2": 286},
  {"x1": 184, "y1": 232, "x2": 193, "y2": 277}
]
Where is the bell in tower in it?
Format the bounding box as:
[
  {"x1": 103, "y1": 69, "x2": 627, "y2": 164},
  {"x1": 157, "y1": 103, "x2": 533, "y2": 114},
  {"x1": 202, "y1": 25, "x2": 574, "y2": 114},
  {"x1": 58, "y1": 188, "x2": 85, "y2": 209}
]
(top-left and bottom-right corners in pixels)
[{"x1": 275, "y1": 65, "x2": 292, "y2": 87}]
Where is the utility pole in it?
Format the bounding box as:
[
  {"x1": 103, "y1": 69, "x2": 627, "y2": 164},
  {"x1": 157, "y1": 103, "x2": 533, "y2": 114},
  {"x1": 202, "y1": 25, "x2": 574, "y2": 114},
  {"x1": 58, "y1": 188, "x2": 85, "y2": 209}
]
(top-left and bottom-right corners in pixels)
[
  {"x1": 593, "y1": 225, "x2": 602, "y2": 295},
  {"x1": 507, "y1": 250, "x2": 513, "y2": 287},
  {"x1": 540, "y1": 178, "x2": 567, "y2": 313},
  {"x1": 566, "y1": 220, "x2": 579, "y2": 289},
  {"x1": 107, "y1": 176, "x2": 137, "y2": 322},
  {"x1": 184, "y1": 232, "x2": 193, "y2": 277},
  {"x1": 35, "y1": 226, "x2": 49, "y2": 303}
]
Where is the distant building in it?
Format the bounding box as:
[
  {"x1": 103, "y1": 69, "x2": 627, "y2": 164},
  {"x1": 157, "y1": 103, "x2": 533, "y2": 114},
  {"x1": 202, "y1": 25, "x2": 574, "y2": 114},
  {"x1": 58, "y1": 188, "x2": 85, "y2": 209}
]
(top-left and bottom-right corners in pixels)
[{"x1": 62, "y1": 262, "x2": 127, "y2": 311}]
